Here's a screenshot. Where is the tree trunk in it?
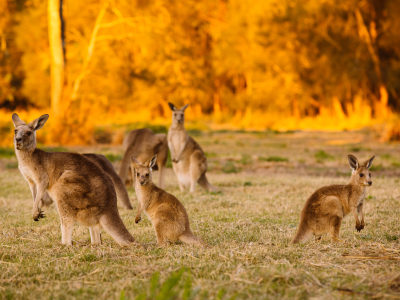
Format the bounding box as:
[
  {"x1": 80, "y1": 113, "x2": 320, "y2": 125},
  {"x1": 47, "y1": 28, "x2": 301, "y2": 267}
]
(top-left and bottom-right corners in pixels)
[{"x1": 48, "y1": 0, "x2": 64, "y2": 116}]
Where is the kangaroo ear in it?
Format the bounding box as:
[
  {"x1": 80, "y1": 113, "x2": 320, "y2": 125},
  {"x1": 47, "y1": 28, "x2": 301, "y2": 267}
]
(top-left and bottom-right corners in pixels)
[
  {"x1": 348, "y1": 154, "x2": 359, "y2": 171},
  {"x1": 145, "y1": 154, "x2": 157, "y2": 169},
  {"x1": 12, "y1": 113, "x2": 25, "y2": 128},
  {"x1": 130, "y1": 156, "x2": 140, "y2": 169},
  {"x1": 364, "y1": 155, "x2": 375, "y2": 169},
  {"x1": 168, "y1": 102, "x2": 177, "y2": 111},
  {"x1": 28, "y1": 114, "x2": 49, "y2": 131},
  {"x1": 181, "y1": 104, "x2": 189, "y2": 111}
]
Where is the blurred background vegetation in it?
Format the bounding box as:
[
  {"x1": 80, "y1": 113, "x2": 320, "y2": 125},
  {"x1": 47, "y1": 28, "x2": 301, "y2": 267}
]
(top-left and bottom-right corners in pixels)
[{"x1": 1, "y1": 0, "x2": 400, "y2": 145}]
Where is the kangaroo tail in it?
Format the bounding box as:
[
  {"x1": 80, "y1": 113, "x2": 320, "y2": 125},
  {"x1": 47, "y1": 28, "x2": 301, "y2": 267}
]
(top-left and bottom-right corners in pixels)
[
  {"x1": 290, "y1": 221, "x2": 313, "y2": 244},
  {"x1": 109, "y1": 172, "x2": 133, "y2": 210},
  {"x1": 179, "y1": 231, "x2": 207, "y2": 247},
  {"x1": 198, "y1": 174, "x2": 219, "y2": 192},
  {"x1": 100, "y1": 209, "x2": 136, "y2": 246}
]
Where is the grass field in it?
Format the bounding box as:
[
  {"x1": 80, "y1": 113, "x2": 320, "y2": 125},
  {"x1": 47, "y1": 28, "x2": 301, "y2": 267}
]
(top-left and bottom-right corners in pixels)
[{"x1": 0, "y1": 130, "x2": 400, "y2": 299}]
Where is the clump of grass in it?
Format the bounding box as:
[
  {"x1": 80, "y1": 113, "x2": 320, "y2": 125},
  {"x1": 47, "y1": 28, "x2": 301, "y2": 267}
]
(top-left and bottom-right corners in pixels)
[
  {"x1": 0, "y1": 148, "x2": 15, "y2": 158},
  {"x1": 6, "y1": 162, "x2": 18, "y2": 169},
  {"x1": 369, "y1": 164, "x2": 383, "y2": 171},
  {"x1": 205, "y1": 152, "x2": 217, "y2": 158},
  {"x1": 187, "y1": 129, "x2": 202, "y2": 137},
  {"x1": 258, "y1": 156, "x2": 289, "y2": 162},
  {"x1": 240, "y1": 154, "x2": 252, "y2": 165},
  {"x1": 222, "y1": 161, "x2": 240, "y2": 173},
  {"x1": 314, "y1": 150, "x2": 334, "y2": 161},
  {"x1": 104, "y1": 153, "x2": 123, "y2": 162}
]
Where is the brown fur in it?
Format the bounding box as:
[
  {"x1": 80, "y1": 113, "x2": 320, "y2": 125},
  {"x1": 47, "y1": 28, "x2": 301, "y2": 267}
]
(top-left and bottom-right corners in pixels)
[
  {"x1": 41, "y1": 153, "x2": 133, "y2": 210},
  {"x1": 12, "y1": 113, "x2": 136, "y2": 246},
  {"x1": 167, "y1": 103, "x2": 218, "y2": 192},
  {"x1": 119, "y1": 128, "x2": 168, "y2": 188},
  {"x1": 131, "y1": 155, "x2": 206, "y2": 247},
  {"x1": 291, "y1": 154, "x2": 375, "y2": 244}
]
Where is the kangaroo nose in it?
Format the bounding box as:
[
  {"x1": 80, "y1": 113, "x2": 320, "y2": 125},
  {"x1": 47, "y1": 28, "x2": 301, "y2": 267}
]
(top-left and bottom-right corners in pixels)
[
  {"x1": 368, "y1": 181, "x2": 372, "y2": 186},
  {"x1": 16, "y1": 137, "x2": 22, "y2": 142}
]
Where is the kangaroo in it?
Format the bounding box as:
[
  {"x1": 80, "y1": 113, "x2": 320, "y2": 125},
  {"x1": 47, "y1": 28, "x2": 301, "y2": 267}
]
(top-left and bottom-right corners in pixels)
[
  {"x1": 167, "y1": 103, "x2": 218, "y2": 192},
  {"x1": 291, "y1": 154, "x2": 375, "y2": 244},
  {"x1": 131, "y1": 155, "x2": 206, "y2": 247},
  {"x1": 119, "y1": 128, "x2": 168, "y2": 189},
  {"x1": 41, "y1": 153, "x2": 133, "y2": 210},
  {"x1": 12, "y1": 113, "x2": 136, "y2": 246}
]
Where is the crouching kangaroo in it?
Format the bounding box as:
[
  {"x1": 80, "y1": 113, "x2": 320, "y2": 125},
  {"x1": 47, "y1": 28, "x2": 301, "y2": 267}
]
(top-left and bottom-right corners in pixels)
[
  {"x1": 131, "y1": 155, "x2": 206, "y2": 247},
  {"x1": 291, "y1": 154, "x2": 375, "y2": 244},
  {"x1": 41, "y1": 153, "x2": 133, "y2": 210},
  {"x1": 12, "y1": 113, "x2": 136, "y2": 246},
  {"x1": 119, "y1": 128, "x2": 168, "y2": 188},
  {"x1": 167, "y1": 103, "x2": 218, "y2": 192}
]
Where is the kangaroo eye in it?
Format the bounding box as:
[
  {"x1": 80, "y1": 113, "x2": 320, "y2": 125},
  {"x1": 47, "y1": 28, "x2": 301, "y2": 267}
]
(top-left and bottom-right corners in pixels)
[
  {"x1": 137, "y1": 173, "x2": 140, "y2": 177},
  {"x1": 359, "y1": 173, "x2": 364, "y2": 177},
  {"x1": 146, "y1": 174, "x2": 149, "y2": 177},
  {"x1": 369, "y1": 173, "x2": 371, "y2": 177},
  {"x1": 14, "y1": 130, "x2": 17, "y2": 134},
  {"x1": 26, "y1": 131, "x2": 32, "y2": 136}
]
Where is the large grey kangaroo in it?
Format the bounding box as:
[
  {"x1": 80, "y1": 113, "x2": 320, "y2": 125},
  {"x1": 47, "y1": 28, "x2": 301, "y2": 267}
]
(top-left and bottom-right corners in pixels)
[
  {"x1": 167, "y1": 103, "x2": 218, "y2": 192},
  {"x1": 41, "y1": 153, "x2": 133, "y2": 210},
  {"x1": 119, "y1": 128, "x2": 168, "y2": 188},
  {"x1": 12, "y1": 113, "x2": 136, "y2": 246}
]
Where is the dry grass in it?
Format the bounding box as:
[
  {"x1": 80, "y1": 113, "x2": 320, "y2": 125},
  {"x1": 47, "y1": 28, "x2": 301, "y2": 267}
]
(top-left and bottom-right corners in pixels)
[{"x1": 0, "y1": 130, "x2": 400, "y2": 299}]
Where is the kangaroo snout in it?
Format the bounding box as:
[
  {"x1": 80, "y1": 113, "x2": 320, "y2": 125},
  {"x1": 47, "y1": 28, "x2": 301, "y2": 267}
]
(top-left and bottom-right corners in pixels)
[{"x1": 139, "y1": 177, "x2": 146, "y2": 185}]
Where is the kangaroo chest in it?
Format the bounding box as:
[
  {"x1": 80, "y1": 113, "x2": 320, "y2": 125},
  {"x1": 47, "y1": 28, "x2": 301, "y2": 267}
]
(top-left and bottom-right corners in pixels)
[{"x1": 169, "y1": 130, "x2": 187, "y2": 154}]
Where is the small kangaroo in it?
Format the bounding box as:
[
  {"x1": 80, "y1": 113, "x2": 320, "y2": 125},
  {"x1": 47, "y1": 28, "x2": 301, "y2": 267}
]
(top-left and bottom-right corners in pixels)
[
  {"x1": 41, "y1": 153, "x2": 133, "y2": 210},
  {"x1": 12, "y1": 113, "x2": 136, "y2": 246},
  {"x1": 119, "y1": 128, "x2": 168, "y2": 188},
  {"x1": 167, "y1": 103, "x2": 218, "y2": 192},
  {"x1": 291, "y1": 154, "x2": 375, "y2": 244},
  {"x1": 131, "y1": 155, "x2": 205, "y2": 247}
]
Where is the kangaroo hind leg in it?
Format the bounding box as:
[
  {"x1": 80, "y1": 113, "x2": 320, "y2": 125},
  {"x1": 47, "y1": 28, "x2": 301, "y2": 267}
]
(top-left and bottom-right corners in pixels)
[
  {"x1": 329, "y1": 216, "x2": 342, "y2": 243},
  {"x1": 89, "y1": 224, "x2": 102, "y2": 244}
]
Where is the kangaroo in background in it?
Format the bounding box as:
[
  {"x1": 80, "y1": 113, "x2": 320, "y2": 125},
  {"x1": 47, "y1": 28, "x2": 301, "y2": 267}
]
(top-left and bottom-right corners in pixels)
[
  {"x1": 41, "y1": 153, "x2": 133, "y2": 210},
  {"x1": 131, "y1": 155, "x2": 206, "y2": 247},
  {"x1": 119, "y1": 128, "x2": 168, "y2": 189},
  {"x1": 12, "y1": 113, "x2": 136, "y2": 246},
  {"x1": 167, "y1": 103, "x2": 218, "y2": 192},
  {"x1": 291, "y1": 154, "x2": 375, "y2": 244}
]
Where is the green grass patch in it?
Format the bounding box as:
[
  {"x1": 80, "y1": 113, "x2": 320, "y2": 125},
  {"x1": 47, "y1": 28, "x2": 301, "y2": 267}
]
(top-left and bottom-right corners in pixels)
[
  {"x1": 240, "y1": 154, "x2": 252, "y2": 165},
  {"x1": 222, "y1": 161, "x2": 240, "y2": 173},
  {"x1": 104, "y1": 153, "x2": 123, "y2": 162},
  {"x1": 315, "y1": 150, "x2": 334, "y2": 161},
  {"x1": 369, "y1": 164, "x2": 383, "y2": 171},
  {"x1": 258, "y1": 156, "x2": 288, "y2": 162},
  {"x1": 0, "y1": 147, "x2": 15, "y2": 158}
]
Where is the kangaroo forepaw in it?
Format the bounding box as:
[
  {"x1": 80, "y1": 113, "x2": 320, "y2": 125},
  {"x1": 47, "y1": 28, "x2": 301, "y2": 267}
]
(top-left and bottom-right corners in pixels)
[
  {"x1": 33, "y1": 208, "x2": 45, "y2": 221},
  {"x1": 135, "y1": 216, "x2": 141, "y2": 224},
  {"x1": 356, "y1": 224, "x2": 364, "y2": 232}
]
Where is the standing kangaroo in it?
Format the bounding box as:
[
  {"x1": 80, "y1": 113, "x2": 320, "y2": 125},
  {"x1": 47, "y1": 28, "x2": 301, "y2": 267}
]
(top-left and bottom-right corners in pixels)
[
  {"x1": 41, "y1": 153, "x2": 133, "y2": 210},
  {"x1": 119, "y1": 128, "x2": 168, "y2": 189},
  {"x1": 12, "y1": 113, "x2": 136, "y2": 246},
  {"x1": 131, "y1": 155, "x2": 205, "y2": 247},
  {"x1": 291, "y1": 154, "x2": 375, "y2": 244},
  {"x1": 167, "y1": 103, "x2": 218, "y2": 192}
]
